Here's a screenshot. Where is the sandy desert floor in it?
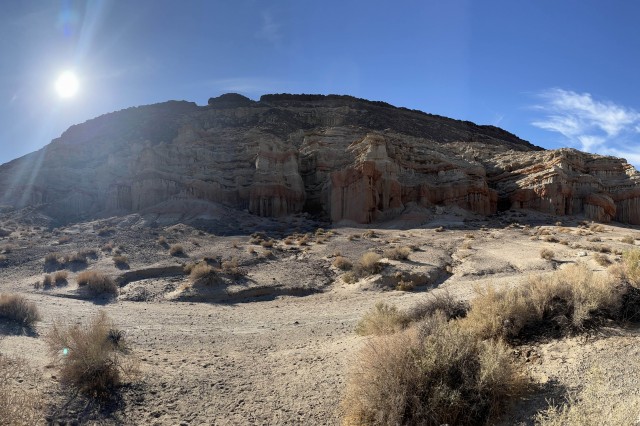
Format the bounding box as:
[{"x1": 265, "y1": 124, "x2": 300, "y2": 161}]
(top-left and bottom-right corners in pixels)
[{"x1": 2, "y1": 207, "x2": 640, "y2": 424}]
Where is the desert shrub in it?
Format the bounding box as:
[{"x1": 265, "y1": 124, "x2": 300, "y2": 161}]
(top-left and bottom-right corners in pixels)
[
  {"x1": 0, "y1": 254, "x2": 6, "y2": 265},
  {"x1": 382, "y1": 246, "x2": 411, "y2": 261},
  {"x1": 297, "y1": 234, "x2": 310, "y2": 246},
  {"x1": 42, "y1": 274, "x2": 53, "y2": 288},
  {"x1": 460, "y1": 240, "x2": 473, "y2": 250},
  {"x1": 157, "y1": 236, "x2": 167, "y2": 246},
  {"x1": 536, "y1": 368, "x2": 640, "y2": 426},
  {"x1": 356, "y1": 252, "x2": 383, "y2": 276},
  {"x1": 362, "y1": 230, "x2": 378, "y2": 238},
  {"x1": 0, "y1": 293, "x2": 40, "y2": 326},
  {"x1": 587, "y1": 236, "x2": 601, "y2": 242},
  {"x1": 283, "y1": 236, "x2": 295, "y2": 245},
  {"x1": 261, "y1": 239, "x2": 274, "y2": 248},
  {"x1": 221, "y1": 257, "x2": 246, "y2": 277},
  {"x1": 623, "y1": 250, "x2": 640, "y2": 286},
  {"x1": 395, "y1": 280, "x2": 415, "y2": 291},
  {"x1": 54, "y1": 270, "x2": 68, "y2": 284},
  {"x1": 189, "y1": 262, "x2": 218, "y2": 286},
  {"x1": 590, "y1": 224, "x2": 606, "y2": 232},
  {"x1": 460, "y1": 264, "x2": 624, "y2": 341},
  {"x1": 169, "y1": 244, "x2": 184, "y2": 256},
  {"x1": 407, "y1": 292, "x2": 469, "y2": 322},
  {"x1": 45, "y1": 252, "x2": 61, "y2": 264},
  {"x1": 621, "y1": 235, "x2": 635, "y2": 244},
  {"x1": 355, "y1": 302, "x2": 409, "y2": 336},
  {"x1": 434, "y1": 226, "x2": 445, "y2": 232},
  {"x1": 540, "y1": 248, "x2": 555, "y2": 260},
  {"x1": 76, "y1": 271, "x2": 118, "y2": 296},
  {"x1": 342, "y1": 272, "x2": 356, "y2": 284},
  {"x1": 0, "y1": 356, "x2": 44, "y2": 424},
  {"x1": 96, "y1": 226, "x2": 115, "y2": 236},
  {"x1": 543, "y1": 235, "x2": 559, "y2": 243},
  {"x1": 101, "y1": 241, "x2": 114, "y2": 252},
  {"x1": 342, "y1": 317, "x2": 524, "y2": 426},
  {"x1": 58, "y1": 235, "x2": 71, "y2": 244},
  {"x1": 45, "y1": 311, "x2": 137, "y2": 399},
  {"x1": 593, "y1": 253, "x2": 612, "y2": 267},
  {"x1": 598, "y1": 245, "x2": 612, "y2": 253},
  {"x1": 332, "y1": 256, "x2": 353, "y2": 271},
  {"x1": 112, "y1": 255, "x2": 129, "y2": 268}
]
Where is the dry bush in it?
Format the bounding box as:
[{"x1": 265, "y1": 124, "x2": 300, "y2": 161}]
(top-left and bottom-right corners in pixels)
[
  {"x1": 355, "y1": 302, "x2": 409, "y2": 336},
  {"x1": 156, "y1": 236, "x2": 167, "y2": 246},
  {"x1": 362, "y1": 230, "x2": 378, "y2": 238},
  {"x1": 593, "y1": 253, "x2": 612, "y2": 267},
  {"x1": 0, "y1": 355, "x2": 44, "y2": 424},
  {"x1": 45, "y1": 311, "x2": 137, "y2": 399},
  {"x1": 45, "y1": 252, "x2": 61, "y2": 264},
  {"x1": 0, "y1": 254, "x2": 6, "y2": 265},
  {"x1": 342, "y1": 272, "x2": 356, "y2": 284},
  {"x1": 58, "y1": 235, "x2": 71, "y2": 244},
  {"x1": 54, "y1": 270, "x2": 68, "y2": 284},
  {"x1": 297, "y1": 234, "x2": 310, "y2": 246},
  {"x1": 540, "y1": 248, "x2": 555, "y2": 260},
  {"x1": 356, "y1": 252, "x2": 383, "y2": 276},
  {"x1": 76, "y1": 271, "x2": 118, "y2": 297},
  {"x1": 189, "y1": 262, "x2": 218, "y2": 286},
  {"x1": 112, "y1": 255, "x2": 129, "y2": 268},
  {"x1": 543, "y1": 235, "x2": 559, "y2": 243},
  {"x1": 261, "y1": 239, "x2": 274, "y2": 248},
  {"x1": 460, "y1": 264, "x2": 624, "y2": 341},
  {"x1": 221, "y1": 257, "x2": 246, "y2": 277},
  {"x1": 590, "y1": 224, "x2": 606, "y2": 232},
  {"x1": 621, "y1": 235, "x2": 635, "y2": 244},
  {"x1": 283, "y1": 236, "x2": 295, "y2": 245},
  {"x1": 342, "y1": 317, "x2": 525, "y2": 426},
  {"x1": 464, "y1": 233, "x2": 475, "y2": 239},
  {"x1": 169, "y1": 244, "x2": 185, "y2": 256},
  {"x1": 96, "y1": 226, "x2": 115, "y2": 236},
  {"x1": 587, "y1": 236, "x2": 601, "y2": 242},
  {"x1": 0, "y1": 293, "x2": 40, "y2": 326},
  {"x1": 42, "y1": 274, "x2": 53, "y2": 288},
  {"x1": 382, "y1": 246, "x2": 411, "y2": 260},
  {"x1": 407, "y1": 292, "x2": 469, "y2": 322},
  {"x1": 434, "y1": 226, "x2": 445, "y2": 232},
  {"x1": 395, "y1": 280, "x2": 415, "y2": 291},
  {"x1": 332, "y1": 256, "x2": 353, "y2": 271},
  {"x1": 623, "y1": 250, "x2": 640, "y2": 286},
  {"x1": 536, "y1": 368, "x2": 640, "y2": 426}
]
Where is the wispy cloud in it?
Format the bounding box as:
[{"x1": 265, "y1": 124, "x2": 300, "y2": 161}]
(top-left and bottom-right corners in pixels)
[
  {"x1": 256, "y1": 11, "x2": 282, "y2": 45},
  {"x1": 531, "y1": 88, "x2": 640, "y2": 165}
]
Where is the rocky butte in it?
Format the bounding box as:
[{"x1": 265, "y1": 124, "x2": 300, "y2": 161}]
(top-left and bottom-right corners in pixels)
[{"x1": 0, "y1": 92, "x2": 639, "y2": 224}]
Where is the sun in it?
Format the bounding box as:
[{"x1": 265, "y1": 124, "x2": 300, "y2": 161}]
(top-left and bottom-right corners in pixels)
[{"x1": 55, "y1": 71, "x2": 79, "y2": 98}]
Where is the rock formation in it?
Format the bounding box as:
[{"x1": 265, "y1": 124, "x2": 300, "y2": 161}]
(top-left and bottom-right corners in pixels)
[{"x1": 0, "y1": 93, "x2": 639, "y2": 224}]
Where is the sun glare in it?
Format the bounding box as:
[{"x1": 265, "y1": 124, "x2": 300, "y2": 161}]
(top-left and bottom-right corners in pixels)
[{"x1": 55, "y1": 71, "x2": 79, "y2": 98}]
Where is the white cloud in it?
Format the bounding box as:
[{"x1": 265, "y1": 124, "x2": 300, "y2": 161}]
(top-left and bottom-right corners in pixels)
[
  {"x1": 531, "y1": 88, "x2": 640, "y2": 168},
  {"x1": 256, "y1": 11, "x2": 282, "y2": 45}
]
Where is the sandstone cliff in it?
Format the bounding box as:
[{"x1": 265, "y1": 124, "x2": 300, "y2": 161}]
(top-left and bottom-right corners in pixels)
[{"x1": 0, "y1": 93, "x2": 639, "y2": 224}]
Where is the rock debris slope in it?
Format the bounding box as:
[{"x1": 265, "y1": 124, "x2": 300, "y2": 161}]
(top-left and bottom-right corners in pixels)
[{"x1": 1, "y1": 93, "x2": 639, "y2": 224}]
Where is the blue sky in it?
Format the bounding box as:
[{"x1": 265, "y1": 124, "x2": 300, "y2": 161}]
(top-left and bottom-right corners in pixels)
[{"x1": 1, "y1": 0, "x2": 640, "y2": 166}]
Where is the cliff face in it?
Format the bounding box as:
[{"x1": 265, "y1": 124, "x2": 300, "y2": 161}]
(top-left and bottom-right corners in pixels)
[{"x1": 1, "y1": 93, "x2": 639, "y2": 224}]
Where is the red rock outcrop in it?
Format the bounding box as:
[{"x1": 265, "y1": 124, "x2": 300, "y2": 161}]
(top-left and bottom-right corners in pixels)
[{"x1": 0, "y1": 93, "x2": 638, "y2": 225}]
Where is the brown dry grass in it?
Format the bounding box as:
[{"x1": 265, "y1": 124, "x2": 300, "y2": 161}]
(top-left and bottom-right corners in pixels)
[
  {"x1": 356, "y1": 252, "x2": 382, "y2": 276},
  {"x1": 76, "y1": 271, "x2": 118, "y2": 296},
  {"x1": 0, "y1": 356, "x2": 44, "y2": 424},
  {"x1": 382, "y1": 246, "x2": 411, "y2": 260},
  {"x1": 621, "y1": 235, "x2": 635, "y2": 244},
  {"x1": 459, "y1": 264, "x2": 624, "y2": 340},
  {"x1": 355, "y1": 302, "x2": 409, "y2": 336},
  {"x1": 169, "y1": 244, "x2": 185, "y2": 256},
  {"x1": 342, "y1": 316, "x2": 524, "y2": 426},
  {"x1": 45, "y1": 311, "x2": 137, "y2": 399},
  {"x1": 332, "y1": 256, "x2": 353, "y2": 271},
  {"x1": 0, "y1": 293, "x2": 40, "y2": 326},
  {"x1": 536, "y1": 367, "x2": 640, "y2": 425},
  {"x1": 540, "y1": 248, "x2": 555, "y2": 260}
]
